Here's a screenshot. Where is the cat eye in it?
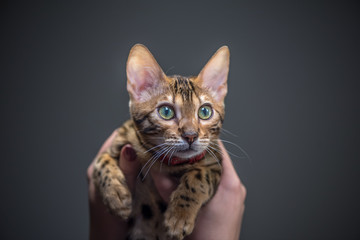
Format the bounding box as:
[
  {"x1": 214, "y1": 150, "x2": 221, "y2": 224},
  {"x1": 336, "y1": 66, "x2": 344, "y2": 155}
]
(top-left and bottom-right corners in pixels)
[
  {"x1": 198, "y1": 105, "x2": 213, "y2": 120},
  {"x1": 158, "y1": 105, "x2": 175, "y2": 120}
]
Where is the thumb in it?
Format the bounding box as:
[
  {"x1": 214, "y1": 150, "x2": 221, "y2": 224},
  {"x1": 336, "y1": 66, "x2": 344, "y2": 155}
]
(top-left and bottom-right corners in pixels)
[{"x1": 119, "y1": 144, "x2": 140, "y2": 193}]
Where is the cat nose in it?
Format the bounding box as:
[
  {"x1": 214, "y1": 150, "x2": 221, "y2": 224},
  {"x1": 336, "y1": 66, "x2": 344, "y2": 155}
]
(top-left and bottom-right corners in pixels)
[{"x1": 181, "y1": 132, "x2": 198, "y2": 145}]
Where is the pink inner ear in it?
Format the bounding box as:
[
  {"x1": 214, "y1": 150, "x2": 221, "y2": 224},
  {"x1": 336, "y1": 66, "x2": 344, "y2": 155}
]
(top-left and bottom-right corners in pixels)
[
  {"x1": 198, "y1": 47, "x2": 229, "y2": 101},
  {"x1": 127, "y1": 63, "x2": 163, "y2": 101},
  {"x1": 126, "y1": 44, "x2": 166, "y2": 101},
  {"x1": 204, "y1": 69, "x2": 227, "y2": 89},
  {"x1": 138, "y1": 68, "x2": 160, "y2": 91},
  {"x1": 201, "y1": 68, "x2": 228, "y2": 101},
  {"x1": 130, "y1": 69, "x2": 149, "y2": 92}
]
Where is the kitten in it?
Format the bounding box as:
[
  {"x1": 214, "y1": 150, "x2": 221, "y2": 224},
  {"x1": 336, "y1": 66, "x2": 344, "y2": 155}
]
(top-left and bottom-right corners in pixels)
[{"x1": 93, "y1": 44, "x2": 230, "y2": 240}]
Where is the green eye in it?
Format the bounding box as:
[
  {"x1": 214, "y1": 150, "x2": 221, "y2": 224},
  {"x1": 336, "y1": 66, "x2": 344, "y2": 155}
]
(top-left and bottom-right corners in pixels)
[
  {"x1": 158, "y1": 105, "x2": 175, "y2": 120},
  {"x1": 198, "y1": 105, "x2": 213, "y2": 120}
]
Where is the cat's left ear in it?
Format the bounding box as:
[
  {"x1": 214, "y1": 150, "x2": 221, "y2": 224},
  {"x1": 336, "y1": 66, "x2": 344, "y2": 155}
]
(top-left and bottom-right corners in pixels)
[
  {"x1": 197, "y1": 46, "x2": 230, "y2": 102},
  {"x1": 126, "y1": 44, "x2": 166, "y2": 102}
]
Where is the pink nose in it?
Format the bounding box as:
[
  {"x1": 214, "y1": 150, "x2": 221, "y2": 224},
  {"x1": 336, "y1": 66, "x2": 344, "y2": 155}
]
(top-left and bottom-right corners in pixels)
[{"x1": 181, "y1": 132, "x2": 198, "y2": 145}]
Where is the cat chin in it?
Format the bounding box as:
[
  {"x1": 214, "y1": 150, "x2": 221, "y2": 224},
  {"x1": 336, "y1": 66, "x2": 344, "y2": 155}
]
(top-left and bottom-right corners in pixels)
[{"x1": 173, "y1": 149, "x2": 202, "y2": 159}]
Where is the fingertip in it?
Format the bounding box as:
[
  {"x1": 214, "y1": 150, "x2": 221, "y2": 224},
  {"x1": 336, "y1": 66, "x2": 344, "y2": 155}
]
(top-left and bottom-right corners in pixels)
[
  {"x1": 119, "y1": 145, "x2": 140, "y2": 193},
  {"x1": 119, "y1": 145, "x2": 138, "y2": 173},
  {"x1": 121, "y1": 144, "x2": 137, "y2": 162}
]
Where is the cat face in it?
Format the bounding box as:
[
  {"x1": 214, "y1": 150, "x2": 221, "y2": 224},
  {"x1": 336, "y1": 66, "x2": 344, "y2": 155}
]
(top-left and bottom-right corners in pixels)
[{"x1": 126, "y1": 44, "x2": 229, "y2": 159}]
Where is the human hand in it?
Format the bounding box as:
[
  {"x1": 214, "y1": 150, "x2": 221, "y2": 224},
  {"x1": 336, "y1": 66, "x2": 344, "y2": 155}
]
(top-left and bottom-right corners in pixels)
[
  {"x1": 87, "y1": 130, "x2": 140, "y2": 240},
  {"x1": 186, "y1": 141, "x2": 246, "y2": 240},
  {"x1": 151, "y1": 141, "x2": 246, "y2": 240},
  {"x1": 87, "y1": 131, "x2": 246, "y2": 240}
]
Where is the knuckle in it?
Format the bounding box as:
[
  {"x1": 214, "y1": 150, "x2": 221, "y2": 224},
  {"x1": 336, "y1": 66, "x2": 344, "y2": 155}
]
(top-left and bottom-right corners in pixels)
[
  {"x1": 239, "y1": 184, "x2": 247, "y2": 202},
  {"x1": 227, "y1": 178, "x2": 242, "y2": 191},
  {"x1": 225, "y1": 178, "x2": 247, "y2": 201}
]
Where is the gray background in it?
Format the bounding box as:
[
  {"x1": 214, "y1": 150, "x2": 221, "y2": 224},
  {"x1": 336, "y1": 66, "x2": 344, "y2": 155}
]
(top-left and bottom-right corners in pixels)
[{"x1": 1, "y1": 1, "x2": 359, "y2": 239}]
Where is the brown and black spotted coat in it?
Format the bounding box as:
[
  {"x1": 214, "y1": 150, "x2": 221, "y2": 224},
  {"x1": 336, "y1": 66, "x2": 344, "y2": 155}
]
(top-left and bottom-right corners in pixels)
[{"x1": 93, "y1": 44, "x2": 229, "y2": 240}]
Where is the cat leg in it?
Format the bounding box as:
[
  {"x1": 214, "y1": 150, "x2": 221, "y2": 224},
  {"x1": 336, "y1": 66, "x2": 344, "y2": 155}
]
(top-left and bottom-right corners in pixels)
[
  {"x1": 93, "y1": 127, "x2": 132, "y2": 219},
  {"x1": 164, "y1": 165, "x2": 222, "y2": 240}
]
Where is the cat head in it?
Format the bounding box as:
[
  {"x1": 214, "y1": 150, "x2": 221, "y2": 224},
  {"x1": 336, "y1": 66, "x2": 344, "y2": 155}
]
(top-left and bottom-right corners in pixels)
[{"x1": 126, "y1": 44, "x2": 229, "y2": 159}]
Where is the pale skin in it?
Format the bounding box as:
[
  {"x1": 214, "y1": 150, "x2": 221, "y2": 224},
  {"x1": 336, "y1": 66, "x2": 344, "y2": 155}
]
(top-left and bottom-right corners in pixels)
[{"x1": 87, "y1": 131, "x2": 246, "y2": 240}]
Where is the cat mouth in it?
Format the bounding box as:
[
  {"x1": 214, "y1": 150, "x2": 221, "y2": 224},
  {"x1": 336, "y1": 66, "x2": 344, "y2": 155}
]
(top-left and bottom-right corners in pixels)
[
  {"x1": 176, "y1": 147, "x2": 198, "y2": 155},
  {"x1": 173, "y1": 148, "x2": 201, "y2": 159},
  {"x1": 177, "y1": 148, "x2": 195, "y2": 153},
  {"x1": 161, "y1": 151, "x2": 206, "y2": 166}
]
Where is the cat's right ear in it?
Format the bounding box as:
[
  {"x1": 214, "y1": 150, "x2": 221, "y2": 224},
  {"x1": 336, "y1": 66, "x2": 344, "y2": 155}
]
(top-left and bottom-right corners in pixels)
[
  {"x1": 197, "y1": 46, "x2": 230, "y2": 102},
  {"x1": 126, "y1": 44, "x2": 166, "y2": 102}
]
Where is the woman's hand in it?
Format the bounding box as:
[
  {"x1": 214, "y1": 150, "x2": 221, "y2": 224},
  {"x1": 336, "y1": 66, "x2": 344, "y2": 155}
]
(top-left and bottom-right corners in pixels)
[
  {"x1": 87, "y1": 131, "x2": 140, "y2": 240},
  {"x1": 186, "y1": 141, "x2": 246, "y2": 240},
  {"x1": 87, "y1": 131, "x2": 246, "y2": 240}
]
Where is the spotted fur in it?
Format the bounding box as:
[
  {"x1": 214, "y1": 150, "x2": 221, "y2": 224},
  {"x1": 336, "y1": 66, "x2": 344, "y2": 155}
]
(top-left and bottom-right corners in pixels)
[{"x1": 93, "y1": 44, "x2": 230, "y2": 240}]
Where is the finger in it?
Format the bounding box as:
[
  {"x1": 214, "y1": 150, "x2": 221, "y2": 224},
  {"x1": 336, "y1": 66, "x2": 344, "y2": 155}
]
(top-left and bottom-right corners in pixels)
[
  {"x1": 188, "y1": 142, "x2": 246, "y2": 240},
  {"x1": 88, "y1": 131, "x2": 127, "y2": 239},
  {"x1": 218, "y1": 140, "x2": 243, "y2": 188},
  {"x1": 218, "y1": 140, "x2": 238, "y2": 177},
  {"x1": 119, "y1": 144, "x2": 140, "y2": 193}
]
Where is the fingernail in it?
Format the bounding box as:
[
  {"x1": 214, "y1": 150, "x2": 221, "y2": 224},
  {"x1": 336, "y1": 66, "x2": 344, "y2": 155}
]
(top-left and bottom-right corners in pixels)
[{"x1": 124, "y1": 146, "x2": 136, "y2": 162}]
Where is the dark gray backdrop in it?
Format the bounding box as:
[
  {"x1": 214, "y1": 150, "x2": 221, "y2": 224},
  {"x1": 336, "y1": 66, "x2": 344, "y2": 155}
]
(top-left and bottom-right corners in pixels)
[{"x1": 1, "y1": 1, "x2": 359, "y2": 239}]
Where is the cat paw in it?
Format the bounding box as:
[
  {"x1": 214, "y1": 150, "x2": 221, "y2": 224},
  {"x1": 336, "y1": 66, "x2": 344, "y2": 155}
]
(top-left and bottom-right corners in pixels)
[
  {"x1": 101, "y1": 179, "x2": 132, "y2": 219},
  {"x1": 164, "y1": 210, "x2": 195, "y2": 240}
]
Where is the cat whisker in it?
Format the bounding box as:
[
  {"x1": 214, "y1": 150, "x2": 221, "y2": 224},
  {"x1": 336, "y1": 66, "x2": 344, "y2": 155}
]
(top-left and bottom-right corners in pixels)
[
  {"x1": 166, "y1": 147, "x2": 179, "y2": 166},
  {"x1": 142, "y1": 158, "x2": 158, "y2": 180},
  {"x1": 138, "y1": 146, "x2": 169, "y2": 179},
  {"x1": 159, "y1": 146, "x2": 175, "y2": 171},
  {"x1": 140, "y1": 147, "x2": 169, "y2": 180},
  {"x1": 143, "y1": 146, "x2": 173, "y2": 180},
  {"x1": 205, "y1": 148, "x2": 222, "y2": 170},
  {"x1": 206, "y1": 144, "x2": 223, "y2": 155},
  {"x1": 208, "y1": 142, "x2": 242, "y2": 159},
  {"x1": 219, "y1": 139, "x2": 252, "y2": 162},
  {"x1": 160, "y1": 146, "x2": 176, "y2": 171},
  {"x1": 165, "y1": 66, "x2": 175, "y2": 75},
  {"x1": 220, "y1": 128, "x2": 238, "y2": 137},
  {"x1": 143, "y1": 143, "x2": 168, "y2": 153}
]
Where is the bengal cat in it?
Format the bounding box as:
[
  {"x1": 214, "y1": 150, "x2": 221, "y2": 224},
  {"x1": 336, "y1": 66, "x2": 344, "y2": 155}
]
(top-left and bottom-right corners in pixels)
[{"x1": 93, "y1": 44, "x2": 230, "y2": 240}]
